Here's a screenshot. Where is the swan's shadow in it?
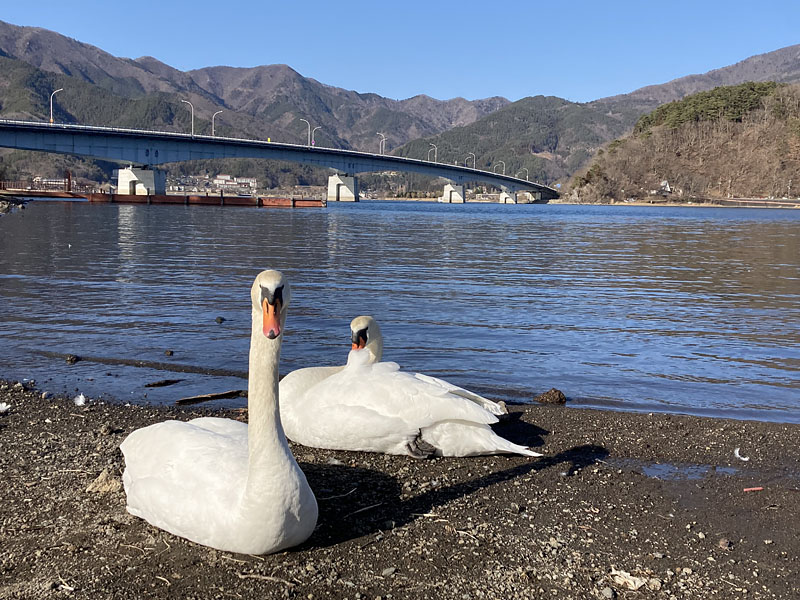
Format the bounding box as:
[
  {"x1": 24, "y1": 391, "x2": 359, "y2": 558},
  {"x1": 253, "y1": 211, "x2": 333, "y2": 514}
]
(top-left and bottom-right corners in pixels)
[{"x1": 300, "y1": 443, "x2": 608, "y2": 549}]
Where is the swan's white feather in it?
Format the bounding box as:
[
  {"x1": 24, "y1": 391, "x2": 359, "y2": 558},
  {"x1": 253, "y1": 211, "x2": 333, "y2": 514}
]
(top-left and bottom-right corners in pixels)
[
  {"x1": 121, "y1": 420, "x2": 249, "y2": 545},
  {"x1": 280, "y1": 365, "x2": 344, "y2": 406},
  {"x1": 411, "y1": 372, "x2": 507, "y2": 416}
]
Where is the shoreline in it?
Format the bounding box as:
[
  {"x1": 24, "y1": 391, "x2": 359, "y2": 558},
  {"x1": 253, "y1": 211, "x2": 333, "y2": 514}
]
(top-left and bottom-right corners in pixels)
[
  {"x1": 1, "y1": 378, "x2": 798, "y2": 599},
  {"x1": 5, "y1": 194, "x2": 798, "y2": 210}
]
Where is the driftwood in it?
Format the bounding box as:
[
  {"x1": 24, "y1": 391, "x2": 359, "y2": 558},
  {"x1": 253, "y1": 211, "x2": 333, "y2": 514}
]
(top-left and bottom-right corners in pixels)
[
  {"x1": 175, "y1": 390, "x2": 246, "y2": 405},
  {"x1": 35, "y1": 350, "x2": 247, "y2": 379},
  {"x1": 144, "y1": 379, "x2": 184, "y2": 388}
]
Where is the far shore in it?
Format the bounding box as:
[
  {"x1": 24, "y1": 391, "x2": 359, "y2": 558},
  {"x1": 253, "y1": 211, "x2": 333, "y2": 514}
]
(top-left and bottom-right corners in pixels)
[{"x1": 4, "y1": 190, "x2": 799, "y2": 210}]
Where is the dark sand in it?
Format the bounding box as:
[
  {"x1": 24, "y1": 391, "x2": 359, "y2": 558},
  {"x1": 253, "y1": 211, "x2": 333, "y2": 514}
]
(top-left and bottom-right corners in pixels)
[{"x1": 1, "y1": 379, "x2": 798, "y2": 599}]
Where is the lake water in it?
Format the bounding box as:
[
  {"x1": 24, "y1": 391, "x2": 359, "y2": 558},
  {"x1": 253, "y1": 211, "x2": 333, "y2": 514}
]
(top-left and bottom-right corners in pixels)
[{"x1": 0, "y1": 200, "x2": 798, "y2": 423}]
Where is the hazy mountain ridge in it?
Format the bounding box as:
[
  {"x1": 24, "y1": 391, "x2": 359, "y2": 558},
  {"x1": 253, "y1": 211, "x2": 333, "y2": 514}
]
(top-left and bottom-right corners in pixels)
[
  {"x1": 0, "y1": 21, "x2": 508, "y2": 150},
  {"x1": 591, "y1": 44, "x2": 800, "y2": 118}
]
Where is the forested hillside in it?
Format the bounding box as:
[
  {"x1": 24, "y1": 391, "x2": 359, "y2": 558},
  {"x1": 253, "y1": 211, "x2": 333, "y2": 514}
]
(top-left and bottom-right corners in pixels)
[
  {"x1": 568, "y1": 82, "x2": 800, "y2": 202},
  {"x1": 393, "y1": 95, "x2": 633, "y2": 187}
]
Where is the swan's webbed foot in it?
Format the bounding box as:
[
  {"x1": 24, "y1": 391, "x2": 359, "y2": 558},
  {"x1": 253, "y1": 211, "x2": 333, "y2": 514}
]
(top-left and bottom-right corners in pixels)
[{"x1": 405, "y1": 432, "x2": 436, "y2": 459}]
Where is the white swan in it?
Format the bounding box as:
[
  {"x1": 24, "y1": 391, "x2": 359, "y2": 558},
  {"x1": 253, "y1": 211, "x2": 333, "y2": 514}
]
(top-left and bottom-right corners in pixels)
[
  {"x1": 121, "y1": 270, "x2": 318, "y2": 554},
  {"x1": 280, "y1": 316, "x2": 540, "y2": 458},
  {"x1": 280, "y1": 315, "x2": 505, "y2": 416}
]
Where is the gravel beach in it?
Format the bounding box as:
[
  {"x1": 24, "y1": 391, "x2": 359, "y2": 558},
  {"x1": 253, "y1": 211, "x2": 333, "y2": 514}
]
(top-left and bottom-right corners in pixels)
[{"x1": 1, "y1": 379, "x2": 798, "y2": 599}]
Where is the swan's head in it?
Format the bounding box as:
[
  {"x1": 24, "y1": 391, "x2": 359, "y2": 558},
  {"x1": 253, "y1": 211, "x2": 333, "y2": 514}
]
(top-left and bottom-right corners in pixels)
[
  {"x1": 251, "y1": 270, "x2": 291, "y2": 340},
  {"x1": 349, "y1": 315, "x2": 383, "y2": 363}
]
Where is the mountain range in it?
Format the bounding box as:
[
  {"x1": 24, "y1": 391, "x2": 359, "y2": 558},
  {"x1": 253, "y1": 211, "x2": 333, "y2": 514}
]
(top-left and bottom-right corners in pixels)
[
  {"x1": 1, "y1": 19, "x2": 799, "y2": 186},
  {"x1": 0, "y1": 20, "x2": 506, "y2": 152},
  {"x1": 398, "y1": 45, "x2": 800, "y2": 183}
]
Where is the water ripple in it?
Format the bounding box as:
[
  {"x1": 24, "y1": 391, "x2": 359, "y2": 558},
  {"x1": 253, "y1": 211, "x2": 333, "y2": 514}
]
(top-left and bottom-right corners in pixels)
[{"x1": 0, "y1": 200, "x2": 798, "y2": 422}]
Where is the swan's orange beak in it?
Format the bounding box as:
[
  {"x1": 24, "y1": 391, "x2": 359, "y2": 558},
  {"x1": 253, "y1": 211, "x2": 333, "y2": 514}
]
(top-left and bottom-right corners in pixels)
[
  {"x1": 262, "y1": 298, "x2": 281, "y2": 339},
  {"x1": 351, "y1": 329, "x2": 367, "y2": 351}
]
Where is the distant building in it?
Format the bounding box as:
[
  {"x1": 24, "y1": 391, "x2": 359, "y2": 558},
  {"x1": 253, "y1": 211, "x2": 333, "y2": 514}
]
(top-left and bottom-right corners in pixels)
[{"x1": 234, "y1": 177, "x2": 257, "y2": 188}]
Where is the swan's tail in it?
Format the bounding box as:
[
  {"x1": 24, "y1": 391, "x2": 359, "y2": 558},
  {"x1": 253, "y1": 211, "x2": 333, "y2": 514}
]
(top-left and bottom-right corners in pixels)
[
  {"x1": 488, "y1": 435, "x2": 543, "y2": 457},
  {"x1": 422, "y1": 422, "x2": 543, "y2": 458}
]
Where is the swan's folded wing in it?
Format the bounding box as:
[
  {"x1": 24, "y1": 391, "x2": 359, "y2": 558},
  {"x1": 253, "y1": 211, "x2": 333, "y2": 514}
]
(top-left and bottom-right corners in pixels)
[
  {"x1": 310, "y1": 362, "x2": 499, "y2": 429},
  {"x1": 290, "y1": 403, "x2": 417, "y2": 454},
  {"x1": 411, "y1": 372, "x2": 507, "y2": 415},
  {"x1": 122, "y1": 421, "x2": 248, "y2": 516}
]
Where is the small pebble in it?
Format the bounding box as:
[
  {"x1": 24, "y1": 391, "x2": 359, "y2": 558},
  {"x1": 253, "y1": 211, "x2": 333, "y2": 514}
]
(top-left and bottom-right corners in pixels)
[{"x1": 647, "y1": 578, "x2": 662, "y2": 591}]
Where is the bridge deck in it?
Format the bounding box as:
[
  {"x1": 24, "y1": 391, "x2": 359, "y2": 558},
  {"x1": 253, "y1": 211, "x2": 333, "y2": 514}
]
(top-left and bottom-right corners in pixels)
[{"x1": 0, "y1": 120, "x2": 559, "y2": 199}]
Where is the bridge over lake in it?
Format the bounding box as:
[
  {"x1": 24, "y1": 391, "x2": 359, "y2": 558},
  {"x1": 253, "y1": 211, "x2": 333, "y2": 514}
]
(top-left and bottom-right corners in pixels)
[{"x1": 0, "y1": 120, "x2": 559, "y2": 203}]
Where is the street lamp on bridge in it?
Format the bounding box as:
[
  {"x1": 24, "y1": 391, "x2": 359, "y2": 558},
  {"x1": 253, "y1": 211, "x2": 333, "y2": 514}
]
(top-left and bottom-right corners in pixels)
[
  {"x1": 466, "y1": 152, "x2": 476, "y2": 169},
  {"x1": 299, "y1": 118, "x2": 311, "y2": 145},
  {"x1": 49, "y1": 88, "x2": 64, "y2": 124},
  {"x1": 377, "y1": 132, "x2": 387, "y2": 154},
  {"x1": 180, "y1": 100, "x2": 195, "y2": 136},
  {"x1": 428, "y1": 143, "x2": 437, "y2": 162},
  {"x1": 311, "y1": 126, "x2": 322, "y2": 146},
  {"x1": 212, "y1": 110, "x2": 223, "y2": 136},
  {"x1": 516, "y1": 167, "x2": 529, "y2": 181},
  {"x1": 493, "y1": 161, "x2": 505, "y2": 175}
]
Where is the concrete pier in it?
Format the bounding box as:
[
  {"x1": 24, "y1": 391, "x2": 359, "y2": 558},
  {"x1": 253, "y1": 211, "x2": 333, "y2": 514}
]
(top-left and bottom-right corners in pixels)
[
  {"x1": 499, "y1": 191, "x2": 516, "y2": 204},
  {"x1": 117, "y1": 167, "x2": 166, "y2": 195},
  {"x1": 327, "y1": 174, "x2": 359, "y2": 202},
  {"x1": 438, "y1": 184, "x2": 465, "y2": 203}
]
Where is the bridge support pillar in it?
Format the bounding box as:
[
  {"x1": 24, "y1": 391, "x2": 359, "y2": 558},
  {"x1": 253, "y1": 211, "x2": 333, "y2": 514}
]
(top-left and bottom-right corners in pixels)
[
  {"x1": 327, "y1": 174, "x2": 359, "y2": 202},
  {"x1": 516, "y1": 191, "x2": 534, "y2": 204},
  {"x1": 117, "y1": 166, "x2": 165, "y2": 195},
  {"x1": 499, "y1": 191, "x2": 517, "y2": 204},
  {"x1": 438, "y1": 183, "x2": 465, "y2": 203}
]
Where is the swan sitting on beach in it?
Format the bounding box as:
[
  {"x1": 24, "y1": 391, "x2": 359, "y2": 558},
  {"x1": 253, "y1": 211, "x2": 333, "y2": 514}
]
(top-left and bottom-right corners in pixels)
[
  {"x1": 121, "y1": 270, "x2": 318, "y2": 554},
  {"x1": 280, "y1": 316, "x2": 538, "y2": 458},
  {"x1": 280, "y1": 315, "x2": 506, "y2": 417}
]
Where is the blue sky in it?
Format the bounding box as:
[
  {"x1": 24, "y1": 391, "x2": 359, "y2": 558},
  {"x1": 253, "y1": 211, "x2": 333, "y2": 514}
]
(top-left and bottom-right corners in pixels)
[{"x1": 3, "y1": 1, "x2": 799, "y2": 102}]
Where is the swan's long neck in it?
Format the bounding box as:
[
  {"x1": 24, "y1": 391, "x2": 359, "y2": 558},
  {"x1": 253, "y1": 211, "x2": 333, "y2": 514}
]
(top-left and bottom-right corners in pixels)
[
  {"x1": 367, "y1": 324, "x2": 384, "y2": 363},
  {"x1": 245, "y1": 315, "x2": 295, "y2": 492}
]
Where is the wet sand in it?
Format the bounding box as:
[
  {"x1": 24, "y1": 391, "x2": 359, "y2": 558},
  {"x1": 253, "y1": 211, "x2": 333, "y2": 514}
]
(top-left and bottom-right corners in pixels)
[{"x1": 1, "y1": 379, "x2": 798, "y2": 599}]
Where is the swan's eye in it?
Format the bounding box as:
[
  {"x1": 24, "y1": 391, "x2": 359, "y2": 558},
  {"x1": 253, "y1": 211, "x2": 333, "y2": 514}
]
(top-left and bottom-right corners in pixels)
[
  {"x1": 260, "y1": 284, "x2": 284, "y2": 307},
  {"x1": 351, "y1": 327, "x2": 368, "y2": 350}
]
